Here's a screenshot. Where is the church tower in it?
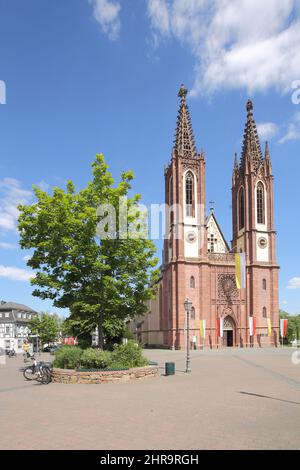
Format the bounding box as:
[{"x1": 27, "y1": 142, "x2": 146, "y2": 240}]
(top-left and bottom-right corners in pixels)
[
  {"x1": 162, "y1": 84, "x2": 207, "y2": 348},
  {"x1": 232, "y1": 100, "x2": 279, "y2": 345}
]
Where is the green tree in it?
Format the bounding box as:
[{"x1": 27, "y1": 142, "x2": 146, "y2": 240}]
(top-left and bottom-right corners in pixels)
[
  {"x1": 28, "y1": 312, "x2": 60, "y2": 346},
  {"x1": 19, "y1": 154, "x2": 159, "y2": 348},
  {"x1": 279, "y1": 310, "x2": 300, "y2": 345}
]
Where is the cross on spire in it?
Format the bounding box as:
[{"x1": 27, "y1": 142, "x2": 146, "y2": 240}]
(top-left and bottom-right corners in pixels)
[{"x1": 174, "y1": 84, "x2": 197, "y2": 159}]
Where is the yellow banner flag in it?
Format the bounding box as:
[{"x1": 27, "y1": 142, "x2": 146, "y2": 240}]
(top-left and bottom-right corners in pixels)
[
  {"x1": 267, "y1": 318, "x2": 272, "y2": 337},
  {"x1": 235, "y1": 253, "x2": 246, "y2": 289},
  {"x1": 199, "y1": 319, "x2": 206, "y2": 339}
]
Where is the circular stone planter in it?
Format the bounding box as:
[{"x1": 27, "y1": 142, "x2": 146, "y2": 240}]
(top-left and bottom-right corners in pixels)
[{"x1": 51, "y1": 365, "x2": 159, "y2": 384}]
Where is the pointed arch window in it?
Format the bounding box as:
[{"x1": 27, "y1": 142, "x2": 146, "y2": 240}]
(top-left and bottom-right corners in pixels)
[
  {"x1": 257, "y1": 182, "x2": 265, "y2": 224},
  {"x1": 262, "y1": 307, "x2": 267, "y2": 318},
  {"x1": 189, "y1": 276, "x2": 195, "y2": 288},
  {"x1": 169, "y1": 176, "x2": 174, "y2": 225},
  {"x1": 238, "y1": 187, "x2": 245, "y2": 230},
  {"x1": 185, "y1": 171, "x2": 194, "y2": 217},
  {"x1": 191, "y1": 307, "x2": 195, "y2": 320}
]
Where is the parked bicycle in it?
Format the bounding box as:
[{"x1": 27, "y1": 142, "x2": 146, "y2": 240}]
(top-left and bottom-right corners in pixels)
[
  {"x1": 6, "y1": 349, "x2": 17, "y2": 358},
  {"x1": 23, "y1": 356, "x2": 52, "y2": 384}
]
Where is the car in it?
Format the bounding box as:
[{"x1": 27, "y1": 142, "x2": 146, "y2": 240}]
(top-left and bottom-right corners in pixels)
[{"x1": 49, "y1": 345, "x2": 62, "y2": 355}]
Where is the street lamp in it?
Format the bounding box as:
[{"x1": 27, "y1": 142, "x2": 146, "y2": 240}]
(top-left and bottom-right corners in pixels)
[{"x1": 184, "y1": 298, "x2": 193, "y2": 373}]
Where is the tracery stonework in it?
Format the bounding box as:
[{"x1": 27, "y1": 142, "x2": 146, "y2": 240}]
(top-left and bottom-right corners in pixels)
[{"x1": 218, "y1": 274, "x2": 238, "y2": 301}]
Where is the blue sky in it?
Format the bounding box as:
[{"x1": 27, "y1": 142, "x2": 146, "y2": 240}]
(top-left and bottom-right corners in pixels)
[{"x1": 0, "y1": 0, "x2": 300, "y2": 315}]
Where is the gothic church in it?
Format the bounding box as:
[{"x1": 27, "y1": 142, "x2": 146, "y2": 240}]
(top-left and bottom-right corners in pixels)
[{"x1": 133, "y1": 85, "x2": 279, "y2": 349}]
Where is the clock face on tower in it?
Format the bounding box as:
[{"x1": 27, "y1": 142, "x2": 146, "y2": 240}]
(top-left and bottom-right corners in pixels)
[
  {"x1": 258, "y1": 237, "x2": 268, "y2": 249},
  {"x1": 186, "y1": 231, "x2": 197, "y2": 243}
]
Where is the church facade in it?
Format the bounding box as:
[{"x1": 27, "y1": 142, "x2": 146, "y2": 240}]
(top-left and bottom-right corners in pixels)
[{"x1": 132, "y1": 85, "x2": 279, "y2": 349}]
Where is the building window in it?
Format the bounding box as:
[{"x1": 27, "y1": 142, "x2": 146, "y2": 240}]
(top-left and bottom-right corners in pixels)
[
  {"x1": 190, "y1": 276, "x2": 195, "y2": 288},
  {"x1": 191, "y1": 307, "x2": 195, "y2": 320},
  {"x1": 18, "y1": 313, "x2": 21, "y2": 318},
  {"x1": 263, "y1": 307, "x2": 267, "y2": 318},
  {"x1": 262, "y1": 279, "x2": 267, "y2": 290},
  {"x1": 257, "y1": 182, "x2": 265, "y2": 224},
  {"x1": 5, "y1": 326, "x2": 10, "y2": 334},
  {"x1": 169, "y1": 176, "x2": 174, "y2": 225},
  {"x1": 5, "y1": 312, "x2": 9, "y2": 318},
  {"x1": 185, "y1": 172, "x2": 194, "y2": 217},
  {"x1": 238, "y1": 187, "x2": 245, "y2": 230}
]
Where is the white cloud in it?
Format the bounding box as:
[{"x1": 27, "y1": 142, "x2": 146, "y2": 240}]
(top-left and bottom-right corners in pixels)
[
  {"x1": 278, "y1": 111, "x2": 300, "y2": 144},
  {"x1": 257, "y1": 122, "x2": 279, "y2": 141},
  {"x1": 147, "y1": 0, "x2": 300, "y2": 96},
  {"x1": 23, "y1": 255, "x2": 31, "y2": 262},
  {"x1": 89, "y1": 0, "x2": 121, "y2": 40},
  {"x1": 287, "y1": 277, "x2": 300, "y2": 289},
  {"x1": 281, "y1": 300, "x2": 288, "y2": 306},
  {"x1": 0, "y1": 265, "x2": 33, "y2": 282},
  {"x1": 0, "y1": 178, "x2": 32, "y2": 233},
  {"x1": 0, "y1": 242, "x2": 17, "y2": 250}
]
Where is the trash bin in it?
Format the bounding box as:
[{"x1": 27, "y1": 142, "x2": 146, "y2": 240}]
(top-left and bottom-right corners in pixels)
[{"x1": 165, "y1": 362, "x2": 175, "y2": 376}]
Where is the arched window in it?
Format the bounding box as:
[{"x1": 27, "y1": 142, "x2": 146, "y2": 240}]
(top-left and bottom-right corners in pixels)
[
  {"x1": 185, "y1": 172, "x2": 194, "y2": 217},
  {"x1": 257, "y1": 182, "x2": 265, "y2": 224},
  {"x1": 190, "y1": 276, "x2": 195, "y2": 288},
  {"x1": 169, "y1": 176, "x2": 174, "y2": 224},
  {"x1": 238, "y1": 187, "x2": 245, "y2": 230},
  {"x1": 191, "y1": 307, "x2": 195, "y2": 320},
  {"x1": 169, "y1": 176, "x2": 173, "y2": 205},
  {"x1": 262, "y1": 279, "x2": 267, "y2": 290},
  {"x1": 263, "y1": 307, "x2": 267, "y2": 318}
]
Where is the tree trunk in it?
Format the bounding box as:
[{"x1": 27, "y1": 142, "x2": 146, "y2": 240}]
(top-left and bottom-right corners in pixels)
[{"x1": 98, "y1": 313, "x2": 104, "y2": 349}]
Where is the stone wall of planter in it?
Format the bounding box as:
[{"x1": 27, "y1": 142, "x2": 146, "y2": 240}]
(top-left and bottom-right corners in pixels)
[{"x1": 51, "y1": 365, "x2": 159, "y2": 384}]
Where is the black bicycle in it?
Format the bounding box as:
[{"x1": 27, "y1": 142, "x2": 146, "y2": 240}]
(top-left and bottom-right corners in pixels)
[{"x1": 23, "y1": 356, "x2": 52, "y2": 384}]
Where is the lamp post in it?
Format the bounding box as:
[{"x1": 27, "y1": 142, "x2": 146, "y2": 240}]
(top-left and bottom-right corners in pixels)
[{"x1": 184, "y1": 298, "x2": 193, "y2": 373}]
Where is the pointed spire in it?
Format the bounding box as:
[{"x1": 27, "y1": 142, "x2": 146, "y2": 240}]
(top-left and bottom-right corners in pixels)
[
  {"x1": 265, "y1": 140, "x2": 270, "y2": 159},
  {"x1": 264, "y1": 140, "x2": 273, "y2": 175},
  {"x1": 240, "y1": 99, "x2": 263, "y2": 172},
  {"x1": 174, "y1": 84, "x2": 197, "y2": 159},
  {"x1": 234, "y1": 152, "x2": 238, "y2": 169}
]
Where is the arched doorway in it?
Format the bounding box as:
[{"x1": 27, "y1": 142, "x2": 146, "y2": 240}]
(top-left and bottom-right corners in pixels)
[{"x1": 223, "y1": 316, "x2": 235, "y2": 347}]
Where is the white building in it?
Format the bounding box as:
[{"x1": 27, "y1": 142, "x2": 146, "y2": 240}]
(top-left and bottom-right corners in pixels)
[{"x1": 0, "y1": 301, "x2": 38, "y2": 354}]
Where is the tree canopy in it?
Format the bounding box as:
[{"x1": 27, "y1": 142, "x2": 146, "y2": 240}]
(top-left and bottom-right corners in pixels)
[
  {"x1": 19, "y1": 154, "x2": 159, "y2": 347},
  {"x1": 28, "y1": 312, "x2": 60, "y2": 345}
]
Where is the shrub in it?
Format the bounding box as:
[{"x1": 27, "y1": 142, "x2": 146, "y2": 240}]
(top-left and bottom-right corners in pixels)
[
  {"x1": 53, "y1": 346, "x2": 83, "y2": 369},
  {"x1": 110, "y1": 340, "x2": 149, "y2": 369},
  {"x1": 80, "y1": 348, "x2": 112, "y2": 369}
]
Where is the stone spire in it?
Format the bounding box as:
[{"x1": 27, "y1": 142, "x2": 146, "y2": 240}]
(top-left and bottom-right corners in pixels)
[
  {"x1": 234, "y1": 152, "x2": 238, "y2": 169},
  {"x1": 240, "y1": 99, "x2": 263, "y2": 172},
  {"x1": 265, "y1": 140, "x2": 270, "y2": 160},
  {"x1": 173, "y1": 84, "x2": 197, "y2": 158}
]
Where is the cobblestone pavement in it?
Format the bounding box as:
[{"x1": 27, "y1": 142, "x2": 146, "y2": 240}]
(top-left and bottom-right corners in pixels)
[{"x1": 0, "y1": 348, "x2": 300, "y2": 450}]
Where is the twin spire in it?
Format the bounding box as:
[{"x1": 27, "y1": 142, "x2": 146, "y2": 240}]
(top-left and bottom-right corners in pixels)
[
  {"x1": 173, "y1": 84, "x2": 197, "y2": 159},
  {"x1": 173, "y1": 85, "x2": 270, "y2": 171},
  {"x1": 239, "y1": 99, "x2": 270, "y2": 173}
]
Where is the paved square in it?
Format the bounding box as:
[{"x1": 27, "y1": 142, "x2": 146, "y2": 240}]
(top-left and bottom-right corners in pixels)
[{"x1": 0, "y1": 348, "x2": 300, "y2": 450}]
